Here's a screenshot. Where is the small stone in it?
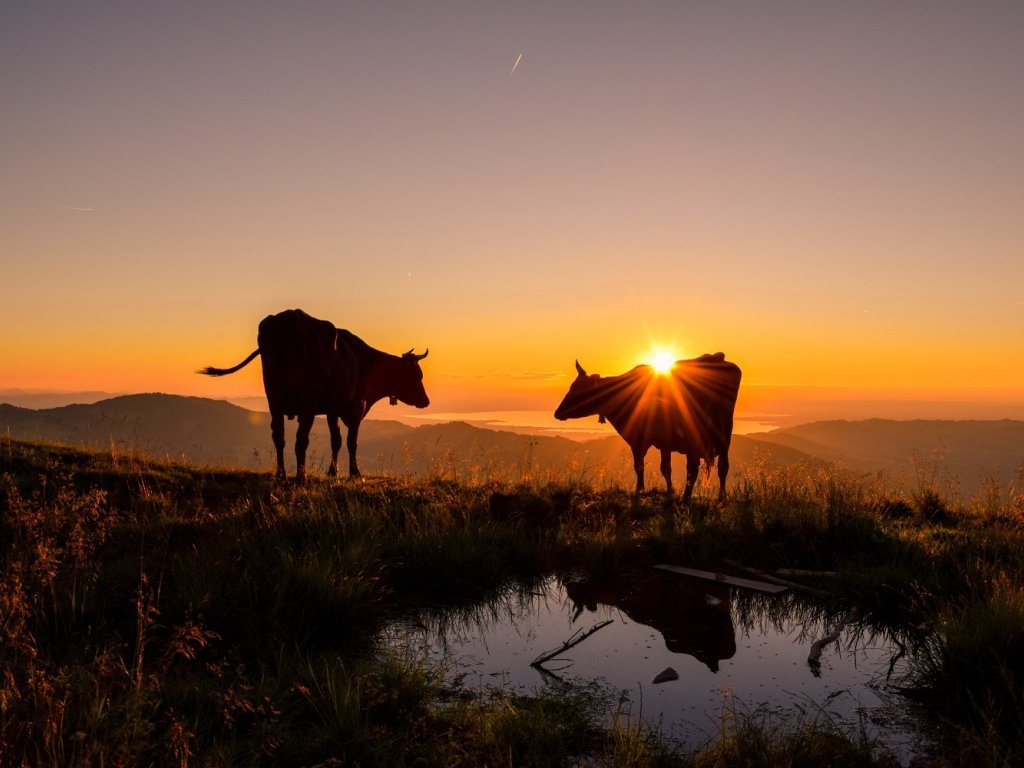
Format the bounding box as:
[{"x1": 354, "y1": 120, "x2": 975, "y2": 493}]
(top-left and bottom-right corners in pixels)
[{"x1": 652, "y1": 667, "x2": 679, "y2": 684}]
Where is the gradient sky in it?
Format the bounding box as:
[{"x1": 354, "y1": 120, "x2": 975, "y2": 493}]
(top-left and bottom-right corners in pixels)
[{"x1": 3, "y1": 1, "x2": 1023, "y2": 415}]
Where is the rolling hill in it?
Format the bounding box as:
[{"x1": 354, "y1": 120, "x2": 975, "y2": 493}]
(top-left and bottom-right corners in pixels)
[
  {"x1": 748, "y1": 419, "x2": 1024, "y2": 497},
  {"x1": 0, "y1": 393, "x2": 811, "y2": 487},
  {"x1": 3, "y1": 394, "x2": 1020, "y2": 496}
]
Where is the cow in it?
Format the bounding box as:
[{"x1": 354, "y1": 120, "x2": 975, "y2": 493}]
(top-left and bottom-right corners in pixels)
[
  {"x1": 554, "y1": 353, "x2": 741, "y2": 504},
  {"x1": 198, "y1": 308, "x2": 429, "y2": 482}
]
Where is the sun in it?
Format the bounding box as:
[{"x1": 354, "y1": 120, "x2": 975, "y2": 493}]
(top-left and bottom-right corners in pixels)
[{"x1": 649, "y1": 349, "x2": 676, "y2": 375}]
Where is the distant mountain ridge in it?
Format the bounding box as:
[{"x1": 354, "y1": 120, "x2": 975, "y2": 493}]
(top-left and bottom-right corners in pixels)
[
  {"x1": 750, "y1": 419, "x2": 1024, "y2": 497},
  {"x1": 0, "y1": 393, "x2": 809, "y2": 487},
  {"x1": 2, "y1": 394, "x2": 1020, "y2": 496},
  {"x1": 0, "y1": 389, "x2": 121, "y2": 409}
]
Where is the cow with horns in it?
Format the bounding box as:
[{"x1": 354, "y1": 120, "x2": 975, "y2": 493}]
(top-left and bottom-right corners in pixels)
[
  {"x1": 199, "y1": 308, "x2": 429, "y2": 482},
  {"x1": 554, "y1": 353, "x2": 741, "y2": 504}
]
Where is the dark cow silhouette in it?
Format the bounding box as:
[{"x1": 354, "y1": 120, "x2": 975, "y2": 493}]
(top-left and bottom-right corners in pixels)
[
  {"x1": 554, "y1": 353, "x2": 741, "y2": 503},
  {"x1": 199, "y1": 309, "x2": 429, "y2": 481},
  {"x1": 565, "y1": 572, "x2": 735, "y2": 672}
]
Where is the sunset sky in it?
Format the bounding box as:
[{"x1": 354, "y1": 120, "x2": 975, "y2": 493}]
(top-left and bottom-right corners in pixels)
[{"x1": 3, "y1": 2, "x2": 1023, "y2": 423}]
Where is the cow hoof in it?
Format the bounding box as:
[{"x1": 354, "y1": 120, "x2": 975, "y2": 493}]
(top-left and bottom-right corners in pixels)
[{"x1": 327, "y1": 466, "x2": 338, "y2": 478}]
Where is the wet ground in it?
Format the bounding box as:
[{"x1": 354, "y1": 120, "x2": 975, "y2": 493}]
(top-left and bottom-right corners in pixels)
[{"x1": 383, "y1": 570, "x2": 936, "y2": 764}]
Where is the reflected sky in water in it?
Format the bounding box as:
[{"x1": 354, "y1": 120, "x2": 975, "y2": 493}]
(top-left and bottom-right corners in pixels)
[{"x1": 384, "y1": 572, "x2": 934, "y2": 764}]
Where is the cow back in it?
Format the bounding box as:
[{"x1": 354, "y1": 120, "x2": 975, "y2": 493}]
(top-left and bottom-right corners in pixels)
[
  {"x1": 257, "y1": 309, "x2": 340, "y2": 417},
  {"x1": 671, "y1": 355, "x2": 742, "y2": 455}
]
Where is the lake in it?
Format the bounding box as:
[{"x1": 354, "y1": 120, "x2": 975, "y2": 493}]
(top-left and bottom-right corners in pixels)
[{"x1": 394, "y1": 409, "x2": 780, "y2": 438}]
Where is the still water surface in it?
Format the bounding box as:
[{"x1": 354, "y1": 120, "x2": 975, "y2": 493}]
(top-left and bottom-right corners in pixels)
[{"x1": 384, "y1": 571, "x2": 933, "y2": 763}]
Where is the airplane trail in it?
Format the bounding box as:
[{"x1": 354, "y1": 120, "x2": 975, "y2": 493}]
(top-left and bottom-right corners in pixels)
[{"x1": 509, "y1": 53, "x2": 522, "y2": 77}]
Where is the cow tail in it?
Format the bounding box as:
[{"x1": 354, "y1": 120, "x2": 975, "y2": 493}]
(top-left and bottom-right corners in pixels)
[
  {"x1": 703, "y1": 453, "x2": 716, "y2": 479},
  {"x1": 197, "y1": 349, "x2": 260, "y2": 377}
]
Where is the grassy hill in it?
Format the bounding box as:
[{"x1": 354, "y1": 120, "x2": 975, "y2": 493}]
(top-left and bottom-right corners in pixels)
[
  {"x1": 0, "y1": 393, "x2": 814, "y2": 486},
  {"x1": 748, "y1": 419, "x2": 1024, "y2": 497},
  {"x1": 4, "y1": 393, "x2": 1022, "y2": 498}
]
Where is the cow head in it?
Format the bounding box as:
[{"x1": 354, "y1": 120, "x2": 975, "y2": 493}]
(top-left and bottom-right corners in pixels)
[
  {"x1": 390, "y1": 348, "x2": 430, "y2": 408},
  {"x1": 554, "y1": 361, "x2": 603, "y2": 421}
]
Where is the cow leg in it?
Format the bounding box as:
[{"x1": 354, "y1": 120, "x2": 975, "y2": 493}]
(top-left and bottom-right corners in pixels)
[
  {"x1": 631, "y1": 445, "x2": 646, "y2": 495},
  {"x1": 270, "y1": 411, "x2": 286, "y2": 480},
  {"x1": 660, "y1": 449, "x2": 674, "y2": 496},
  {"x1": 294, "y1": 413, "x2": 315, "y2": 483},
  {"x1": 682, "y1": 453, "x2": 700, "y2": 506},
  {"x1": 327, "y1": 414, "x2": 342, "y2": 477},
  {"x1": 717, "y1": 452, "x2": 730, "y2": 504},
  {"x1": 345, "y1": 415, "x2": 362, "y2": 477}
]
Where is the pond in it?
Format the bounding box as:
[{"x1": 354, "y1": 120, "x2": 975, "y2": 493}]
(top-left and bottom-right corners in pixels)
[{"x1": 383, "y1": 569, "x2": 936, "y2": 764}]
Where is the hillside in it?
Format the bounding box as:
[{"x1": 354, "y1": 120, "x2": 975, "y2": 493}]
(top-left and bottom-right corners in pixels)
[
  {"x1": 0, "y1": 393, "x2": 811, "y2": 487},
  {"x1": 6, "y1": 393, "x2": 1020, "y2": 496},
  {"x1": 748, "y1": 419, "x2": 1024, "y2": 497}
]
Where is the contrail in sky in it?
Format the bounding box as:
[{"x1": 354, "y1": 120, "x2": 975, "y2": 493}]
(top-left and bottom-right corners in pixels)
[{"x1": 509, "y1": 53, "x2": 522, "y2": 77}]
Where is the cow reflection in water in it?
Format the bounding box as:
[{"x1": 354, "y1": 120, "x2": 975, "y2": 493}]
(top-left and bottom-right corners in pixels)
[{"x1": 565, "y1": 572, "x2": 735, "y2": 672}]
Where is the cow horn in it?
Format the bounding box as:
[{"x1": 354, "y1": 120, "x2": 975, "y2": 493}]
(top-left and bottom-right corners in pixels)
[
  {"x1": 575, "y1": 360, "x2": 587, "y2": 377},
  {"x1": 412, "y1": 348, "x2": 429, "y2": 361}
]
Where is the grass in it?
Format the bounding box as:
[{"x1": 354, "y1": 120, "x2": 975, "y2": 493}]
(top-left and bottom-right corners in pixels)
[{"x1": 2, "y1": 437, "x2": 1024, "y2": 765}]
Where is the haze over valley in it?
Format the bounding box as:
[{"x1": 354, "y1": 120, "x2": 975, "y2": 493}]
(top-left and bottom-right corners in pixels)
[{"x1": 3, "y1": 393, "x2": 1021, "y2": 499}]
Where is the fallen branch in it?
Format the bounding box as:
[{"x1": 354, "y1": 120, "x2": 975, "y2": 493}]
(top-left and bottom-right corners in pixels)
[
  {"x1": 530, "y1": 619, "x2": 614, "y2": 669},
  {"x1": 807, "y1": 606, "x2": 862, "y2": 675}
]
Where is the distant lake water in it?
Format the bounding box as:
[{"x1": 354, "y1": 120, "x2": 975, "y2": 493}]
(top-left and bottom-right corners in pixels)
[{"x1": 392, "y1": 410, "x2": 780, "y2": 439}]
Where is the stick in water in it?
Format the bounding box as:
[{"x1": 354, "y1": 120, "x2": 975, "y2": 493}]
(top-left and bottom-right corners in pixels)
[{"x1": 531, "y1": 619, "x2": 614, "y2": 668}]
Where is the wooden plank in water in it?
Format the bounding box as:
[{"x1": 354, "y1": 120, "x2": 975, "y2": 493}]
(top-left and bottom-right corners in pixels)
[
  {"x1": 724, "y1": 559, "x2": 830, "y2": 597},
  {"x1": 654, "y1": 564, "x2": 790, "y2": 594},
  {"x1": 777, "y1": 568, "x2": 838, "y2": 577}
]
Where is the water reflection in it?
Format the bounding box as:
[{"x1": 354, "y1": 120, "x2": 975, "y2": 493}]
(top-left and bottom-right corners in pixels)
[
  {"x1": 565, "y1": 572, "x2": 735, "y2": 672},
  {"x1": 383, "y1": 571, "x2": 931, "y2": 763}
]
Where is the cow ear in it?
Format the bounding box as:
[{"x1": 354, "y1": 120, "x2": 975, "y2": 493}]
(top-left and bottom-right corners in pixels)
[{"x1": 575, "y1": 360, "x2": 587, "y2": 377}]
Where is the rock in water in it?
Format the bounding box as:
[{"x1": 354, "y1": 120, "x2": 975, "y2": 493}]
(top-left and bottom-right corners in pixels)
[{"x1": 652, "y1": 667, "x2": 679, "y2": 684}]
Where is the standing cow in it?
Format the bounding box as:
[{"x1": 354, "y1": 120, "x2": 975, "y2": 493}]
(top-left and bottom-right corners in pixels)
[
  {"x1": 199, "y1": 309, "x2": 429, "y2": 481},
  {"x1": 554, "y1": 353, "x2": 741, "y2": 503}
]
